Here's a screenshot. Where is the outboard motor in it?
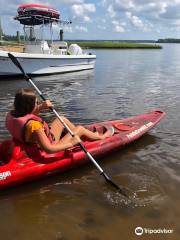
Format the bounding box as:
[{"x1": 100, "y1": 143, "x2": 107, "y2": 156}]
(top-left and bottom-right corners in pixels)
[{"x1": 68, "y1": 44, "x2": 83, "y2": 55}]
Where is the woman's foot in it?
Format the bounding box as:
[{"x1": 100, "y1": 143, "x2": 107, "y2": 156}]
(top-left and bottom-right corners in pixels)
[{"x1": 101, "y1": 127, "x2": 115, "y2": 139}]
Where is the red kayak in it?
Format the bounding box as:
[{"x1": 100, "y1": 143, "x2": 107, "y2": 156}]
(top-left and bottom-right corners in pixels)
[
  {"x1": 17, "y1": 4, "x2": 60, "y2": 19},
  {"x1": 15, "y1": 4, "x2": 60, "y2": 25},
  {"x1": 0, "y1": 110, "x2": 165, "y2": 189}
]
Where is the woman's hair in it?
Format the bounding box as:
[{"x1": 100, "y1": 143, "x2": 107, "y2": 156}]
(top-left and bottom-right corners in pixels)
[{"x1": 12, "y1": 88, "x2": 37, "y2": 117}]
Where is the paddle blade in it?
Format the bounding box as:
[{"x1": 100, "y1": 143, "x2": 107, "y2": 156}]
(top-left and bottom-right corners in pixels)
[
  {"x1": 8, "y1": 53, "x2": 28, "y2": 79},
  {"x1": 101, "y1": 172, "x2": 129, "y2": 198}
]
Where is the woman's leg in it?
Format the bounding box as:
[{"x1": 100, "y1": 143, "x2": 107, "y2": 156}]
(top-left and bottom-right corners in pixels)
[
  {"x1": 49, "y1": 118, "x2": 64, "y2": 142},
  {"x1": 51, "y1": 116, "x2": 113, "y2": 144},
  {"x1": 50, "y1": 116, "x2": 76, "y2": 142},
  {"x1": 60, "y1": 118, "x2": 113, "y2": 140},
  {"x1": 59, "y1": 125, "x2": 113, "y2": 144}
]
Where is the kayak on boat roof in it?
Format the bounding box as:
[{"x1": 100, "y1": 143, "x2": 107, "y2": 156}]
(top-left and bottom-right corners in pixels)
[{"x1": 0, "y1": 110, "x2": 165, "y2": 189}]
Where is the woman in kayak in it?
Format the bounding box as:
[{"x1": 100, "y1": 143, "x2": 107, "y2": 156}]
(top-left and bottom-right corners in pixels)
[{"x1": 6, "y1": 89, "x2": 114, "y2": 154}]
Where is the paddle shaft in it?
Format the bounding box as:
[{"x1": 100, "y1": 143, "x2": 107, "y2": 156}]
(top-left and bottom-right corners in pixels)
[
  {"x1": 8, "y1": 53, "x2": 128, "y2": 196},
  {"x1": 31, "y1": 79, "x2": 108, "y2": 174},
  {"x1": 28, "y1": 78, "x2": 118, "y2": 183}
]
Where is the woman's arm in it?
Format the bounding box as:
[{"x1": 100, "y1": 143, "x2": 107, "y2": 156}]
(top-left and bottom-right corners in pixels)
[{"x1": 33, "y1": 128, "x2": 80, "y2": 154}]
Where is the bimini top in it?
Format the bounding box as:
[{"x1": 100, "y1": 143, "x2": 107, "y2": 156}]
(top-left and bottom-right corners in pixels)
[{"x1": 15, "y1": 3, "x2": 60, "y2": 25}]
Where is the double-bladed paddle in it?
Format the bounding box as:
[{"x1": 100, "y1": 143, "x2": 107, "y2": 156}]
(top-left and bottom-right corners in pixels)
[{"x1": 8, "y1": 52, "x2": 129, "y2": 198}]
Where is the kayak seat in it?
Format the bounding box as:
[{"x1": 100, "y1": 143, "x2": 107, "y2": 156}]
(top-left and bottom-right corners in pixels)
[
  {"x1": 13, "y1": 140, "x2": 68, "y2": 164},
  {"x1": 84, "y1": 125, "x2": 108, "y2": 140},
  {"x1": 113, "y1": 122, "x2": 133, "y2": 132},
  {"x1": 87, "y1": 124, "x2": 117, "y2": 136}
]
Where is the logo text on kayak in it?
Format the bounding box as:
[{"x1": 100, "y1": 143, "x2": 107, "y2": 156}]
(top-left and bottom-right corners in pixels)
[
  {"x1": 127, "y1": 122, "x2": 153, "y2": 139},
  {"x1": 0, "y1": 171, "x2": 11, "y2": 181}
]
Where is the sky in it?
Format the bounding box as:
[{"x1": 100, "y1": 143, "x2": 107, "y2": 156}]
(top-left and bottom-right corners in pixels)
[{"x1": 1, "y1": 0, "x2": 180, "y2": 40}]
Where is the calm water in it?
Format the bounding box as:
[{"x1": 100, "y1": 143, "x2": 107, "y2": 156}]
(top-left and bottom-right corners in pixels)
[{"x1": 0, "y1": 44, "x2": 180, "y2": 239}]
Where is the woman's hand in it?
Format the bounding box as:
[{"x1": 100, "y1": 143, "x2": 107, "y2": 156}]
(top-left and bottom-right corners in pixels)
[
  {"x1": 39, "y1": 100, "x2": 53, "y2": 111},
  {"x1": 70, "y1": 135, "x2": 81, "y2": 146}
]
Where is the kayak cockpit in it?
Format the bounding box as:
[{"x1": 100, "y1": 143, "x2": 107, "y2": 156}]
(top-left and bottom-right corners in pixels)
[
  {"x1": 0, "y1": 123, "x2": 131, "y2": 166},
  {"x1": 0, "y1": 139, "x2": 73, "y2": 166}
]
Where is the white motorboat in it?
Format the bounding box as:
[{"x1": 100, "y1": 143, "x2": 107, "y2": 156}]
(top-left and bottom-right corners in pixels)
[{"x1": 0, "y1": 3, "x2": 96, "y2": 77}]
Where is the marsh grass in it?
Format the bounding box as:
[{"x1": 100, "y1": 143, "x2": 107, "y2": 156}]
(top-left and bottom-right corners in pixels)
[{"x1": 68, "y1": 41, "x2": 162, "y2": 49}]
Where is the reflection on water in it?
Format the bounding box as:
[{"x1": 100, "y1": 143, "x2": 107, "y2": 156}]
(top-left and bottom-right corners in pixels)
[{"x1": 0, "y1": 45, "x2": 180, "y2": 239}]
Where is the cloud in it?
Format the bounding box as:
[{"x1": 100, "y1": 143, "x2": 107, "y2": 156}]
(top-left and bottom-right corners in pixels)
[
  {"x1": 126, "y1": 12, "x2": 144, "y2": 28},
  {"x1": 83, "y1": 16, "x2": 92, "y2": 22},
  {"x1": 160, "y1": 4, "x2": 180, "y2": 19},
  {"x1": 112, "y1": 20, "x2": 125, "y2": 32},
  {"x1": 114, "y1": 25, "x2": 125, "y2": 32},
  {"x1": 97, "y1": 25, "x2": 106, "y2": 30},
  {"x1": 71, "y1": 3, "x2": 96, "y2": 16},
  {"x1": 100, "y1": 0, "x2": 180, "y2": 37},
  {"x1": 69, "y1": 2, "x2": 96, "y2": 24},
  {"x1": 102, "y1": 0, "x2": 180, "y2": 24},
  {"x1": 131, "y1": 16, "x2": 144, "y2": 28},
  {"x1": 64, "y1": 26, "x2": 73, "y2": 33},
  {"x1": 74, "y1": 25, "x2": 88, "y2": 32},
  {"x1": 63, "y1": 24, "x2": 88, "y2": 33},
  {"x1": 107, "y1": 4, "x2": 116, "y2": 18}
]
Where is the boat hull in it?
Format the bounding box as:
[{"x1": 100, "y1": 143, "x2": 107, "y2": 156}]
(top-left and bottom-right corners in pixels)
[
  {"x1": 0, "y1": 51, "x2": 96, "y2": 77},
  {"x1": 0, "y1": 110, "x2": 165, "y2": 189}
]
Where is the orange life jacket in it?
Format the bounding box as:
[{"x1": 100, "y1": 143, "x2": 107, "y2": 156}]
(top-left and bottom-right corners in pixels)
[
  {"x1": 6, "y1": 112, "x2": 53, "y2": 143},
  {"x1": 6, "y1": 112, "x2": 54, "y2": 161}
]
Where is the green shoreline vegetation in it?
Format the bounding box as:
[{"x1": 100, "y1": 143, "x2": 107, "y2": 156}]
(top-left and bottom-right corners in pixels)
[{"x1": 67, "y1": 41, "x2": 162, "y2": 49}]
